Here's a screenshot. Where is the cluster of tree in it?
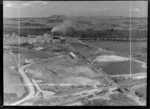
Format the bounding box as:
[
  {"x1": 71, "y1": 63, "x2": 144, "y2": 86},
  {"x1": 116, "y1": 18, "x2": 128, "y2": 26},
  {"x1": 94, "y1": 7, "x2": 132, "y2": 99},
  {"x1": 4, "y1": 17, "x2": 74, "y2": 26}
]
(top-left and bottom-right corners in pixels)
[
  {"x1": 4, "y1": 27, "x2": 52, "y2": 37},
  {"x1": 61, "y1": 27, "x2": 147, "y2": 39},
  {"x1": 47, "y1": 19, "x2": 63, "y2": 23},
  {"x1": 4, "y1": 26, "x2": 147, "y2": 39},
  {"x1": 21, "y1": 22, "x2": 44, "y2": 26},
  {"x1": 78, "y1": 29, "x2": 147, "y2": 39}
]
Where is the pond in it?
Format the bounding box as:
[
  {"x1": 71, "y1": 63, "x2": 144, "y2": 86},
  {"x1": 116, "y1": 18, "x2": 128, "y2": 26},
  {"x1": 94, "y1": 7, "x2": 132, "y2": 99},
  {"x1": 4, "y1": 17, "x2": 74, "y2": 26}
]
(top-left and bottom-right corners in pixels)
[{"x1": 94, "y1": 55, "x2": 146, "y2": 75}]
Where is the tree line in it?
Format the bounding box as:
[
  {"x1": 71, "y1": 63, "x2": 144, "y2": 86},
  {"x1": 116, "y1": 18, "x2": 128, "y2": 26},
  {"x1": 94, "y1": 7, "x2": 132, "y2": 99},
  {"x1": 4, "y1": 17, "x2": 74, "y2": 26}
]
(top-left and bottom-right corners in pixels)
[{"x1": 4, "y1": 27, "x2": 147, "y2": 39}]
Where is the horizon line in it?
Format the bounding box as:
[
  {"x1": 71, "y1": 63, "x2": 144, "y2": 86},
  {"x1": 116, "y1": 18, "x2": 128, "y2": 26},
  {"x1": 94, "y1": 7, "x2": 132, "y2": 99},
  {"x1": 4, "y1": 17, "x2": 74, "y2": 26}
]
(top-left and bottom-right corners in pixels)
[{"x1": 3, "y1": 15, "x2": 148, "y2": 19}]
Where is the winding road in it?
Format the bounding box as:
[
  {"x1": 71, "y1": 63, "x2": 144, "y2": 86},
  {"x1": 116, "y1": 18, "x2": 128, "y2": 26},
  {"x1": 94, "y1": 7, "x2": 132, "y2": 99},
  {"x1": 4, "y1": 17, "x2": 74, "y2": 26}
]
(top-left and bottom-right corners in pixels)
[
  {"x1": 9, "y1": 56, "x2": 62, "y2": 105},
  {"x1": 9, "y1": 63, "x2": 35, "y2": 105}
]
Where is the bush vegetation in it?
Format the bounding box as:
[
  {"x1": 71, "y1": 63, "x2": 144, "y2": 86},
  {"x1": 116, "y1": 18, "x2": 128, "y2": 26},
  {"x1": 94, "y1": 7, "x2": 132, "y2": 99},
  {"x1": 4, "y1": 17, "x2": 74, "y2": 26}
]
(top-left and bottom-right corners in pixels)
[{"x1": 4, "y1": 26, "x2": 147, "y2": 39}]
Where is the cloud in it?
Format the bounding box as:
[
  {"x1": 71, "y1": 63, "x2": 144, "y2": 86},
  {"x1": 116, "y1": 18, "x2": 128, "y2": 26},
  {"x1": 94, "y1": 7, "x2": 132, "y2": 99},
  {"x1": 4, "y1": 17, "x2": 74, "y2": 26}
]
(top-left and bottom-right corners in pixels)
[
  {"x1": 4, "y1": 3, "x2": 17, "y2": 8},
  {"x1": 28, "y1": 1, "x2": 48, "y2": 6},
  {"x1": 74, "y1": 2, "x2": 110, "y2": 12},
  {"x1": 74, "y1": 3, "x2": 84, "y2": 12},
  {"x1": 4, "y1": 1, "x2": 48, "y2": 8},
  {"x1": 22, "y1": 3, "x2": 32, "y2": 7},
  {"x1": 130, "y1": 8, "x2": 140, "y2": 12},
  {"x1": 41, "y1": 1, "x2": 48, "y2": 5}
]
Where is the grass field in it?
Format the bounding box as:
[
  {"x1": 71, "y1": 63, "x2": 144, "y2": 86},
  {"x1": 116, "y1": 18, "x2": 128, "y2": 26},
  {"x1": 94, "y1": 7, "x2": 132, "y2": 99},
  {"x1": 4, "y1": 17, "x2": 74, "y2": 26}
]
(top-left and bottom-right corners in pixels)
[
  {"x1": 83, "y1": 40, "x2": 147, "y2": 62},
  {"x1": 134, "y1": 85, "x2": 146, "y2": 99},
  {"x1": 82, "y1": 93, "x2": 138, "y2": 106},
  {"x1": 26, "y1": 55, "x2": 102, "y2": 83},
  {"x1": 4, "y1": 53, "x2": 27, "y2": 103},
  {"x1": 4, "y1": 16, "x2": 147, "y2": 31}
]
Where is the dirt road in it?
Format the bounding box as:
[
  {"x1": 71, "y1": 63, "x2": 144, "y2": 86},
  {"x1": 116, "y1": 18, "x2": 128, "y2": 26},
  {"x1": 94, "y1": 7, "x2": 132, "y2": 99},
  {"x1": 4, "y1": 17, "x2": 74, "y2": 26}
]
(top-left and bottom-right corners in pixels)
[{"x1": 9, "y1": 63, "x2": 35, "y2": 105}]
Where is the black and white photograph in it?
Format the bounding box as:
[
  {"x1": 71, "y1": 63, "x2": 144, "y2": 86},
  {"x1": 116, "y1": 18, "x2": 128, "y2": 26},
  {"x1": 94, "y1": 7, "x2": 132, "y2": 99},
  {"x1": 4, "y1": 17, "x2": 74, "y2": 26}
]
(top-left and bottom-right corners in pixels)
[{"x1": 3, "y1": 1, "x2": 148, "y2": 106}]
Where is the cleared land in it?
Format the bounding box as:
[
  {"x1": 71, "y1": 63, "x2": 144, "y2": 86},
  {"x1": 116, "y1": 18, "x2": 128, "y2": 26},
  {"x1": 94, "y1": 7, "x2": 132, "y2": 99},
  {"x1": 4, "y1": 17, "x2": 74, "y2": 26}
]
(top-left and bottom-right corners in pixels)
[
  {"x1": 82, "y1": 93, "x2": 139, "y2": 106},
  {"x1": 3, "y1": 15, "x2": 147, "y2": 106},
  {"x1": 4, "y1": 53, "x2": 27, "y2": 103},
  {"x1": 4, "y1": 38, "x2": 147, "y2": 106}
]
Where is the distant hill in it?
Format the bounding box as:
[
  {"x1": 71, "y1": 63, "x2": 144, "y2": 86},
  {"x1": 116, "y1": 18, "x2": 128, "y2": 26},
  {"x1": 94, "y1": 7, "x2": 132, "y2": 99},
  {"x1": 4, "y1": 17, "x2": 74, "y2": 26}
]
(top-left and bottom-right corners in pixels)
[
  {"x1": 46, "y1": 14, "x2": 69, "y2": 20},
  {"x1": 3, "y1": 15, "x2": 147, "y2": 38},
  {"x1": 4, "y1": 15, "x2": 147, "y2": 30}
]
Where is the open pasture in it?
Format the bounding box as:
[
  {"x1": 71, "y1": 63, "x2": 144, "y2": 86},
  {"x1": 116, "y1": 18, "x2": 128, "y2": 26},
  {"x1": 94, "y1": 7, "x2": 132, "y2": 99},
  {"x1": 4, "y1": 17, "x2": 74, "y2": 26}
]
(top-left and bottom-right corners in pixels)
[
  {"x1": 26, "y1": 55, "x2": 103, "y2": 84},
  {"x1": 4, "y1": 53, "x2": 27, "y2": 103}
]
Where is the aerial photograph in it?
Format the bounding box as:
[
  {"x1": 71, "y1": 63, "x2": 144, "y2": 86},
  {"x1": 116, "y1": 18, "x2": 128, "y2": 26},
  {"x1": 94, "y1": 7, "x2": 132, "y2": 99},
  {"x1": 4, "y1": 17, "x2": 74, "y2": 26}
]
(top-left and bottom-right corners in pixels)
[{"x1": 3, "y1": 1, "x2": 147, "y2": 106}]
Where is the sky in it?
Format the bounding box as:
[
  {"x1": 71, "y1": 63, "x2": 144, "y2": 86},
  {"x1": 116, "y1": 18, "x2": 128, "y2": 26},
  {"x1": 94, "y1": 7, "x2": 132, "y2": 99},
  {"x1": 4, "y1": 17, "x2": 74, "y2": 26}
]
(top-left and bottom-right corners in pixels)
[{"x1": 3, "y1": 1, "x2": 148, "y2": 18}]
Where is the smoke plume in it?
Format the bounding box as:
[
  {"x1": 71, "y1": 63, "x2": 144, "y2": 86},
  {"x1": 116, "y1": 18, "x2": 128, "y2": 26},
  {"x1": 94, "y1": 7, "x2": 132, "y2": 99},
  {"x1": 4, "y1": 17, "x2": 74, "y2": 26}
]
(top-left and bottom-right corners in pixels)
[{"x1": 51, "y1": 20, "x2": 76, "y2": 35}]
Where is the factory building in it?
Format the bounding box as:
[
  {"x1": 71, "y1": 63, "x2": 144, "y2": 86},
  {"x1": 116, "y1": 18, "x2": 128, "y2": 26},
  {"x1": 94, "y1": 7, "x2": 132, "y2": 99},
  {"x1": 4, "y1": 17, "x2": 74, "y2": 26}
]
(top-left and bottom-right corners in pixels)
[{"x1": 51, "y1": 29, "x2": 66, "y2": 43}]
